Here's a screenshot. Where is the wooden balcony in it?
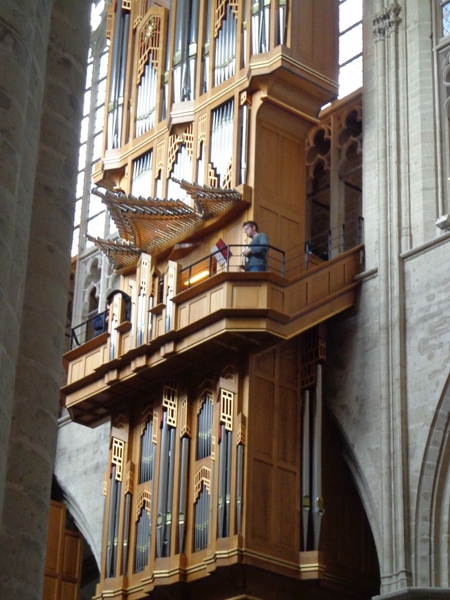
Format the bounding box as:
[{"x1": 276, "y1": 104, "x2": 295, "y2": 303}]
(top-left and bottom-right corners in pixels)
[{"x1": 62, "y1": 246, "x2": 363, "y2": 426}]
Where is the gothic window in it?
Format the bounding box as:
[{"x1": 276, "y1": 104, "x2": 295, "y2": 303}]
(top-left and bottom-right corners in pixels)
[
  {"x1": 338, "y1": 0, "x2": 363, "y2": 97},
  {"x1": 442, "y1": 0, "x2": 450, "y2": 36},
  {"x1": 73, "y1": 1, "x2": 110, "y2": 257},
  {"x1": 434, "y1": 1, "x2": 450, "y2": 213}
]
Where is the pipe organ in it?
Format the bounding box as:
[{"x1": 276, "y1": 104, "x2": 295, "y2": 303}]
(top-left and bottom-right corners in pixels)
[{"x1": 68, "y1": 1, "x2": 382, "y2": 598}]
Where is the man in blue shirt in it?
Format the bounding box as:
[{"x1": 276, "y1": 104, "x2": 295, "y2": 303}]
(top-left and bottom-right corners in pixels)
[{"x1": 242, "y1": 221, "x2": 269, "y2": 272}]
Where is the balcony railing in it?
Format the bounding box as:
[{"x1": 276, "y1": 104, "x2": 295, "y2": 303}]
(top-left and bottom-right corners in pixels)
[
  {"x1": 70, "y1": 310, "x2": 109, "y2": 349},
  {"x1": 180, "y1": 243, "x2": 285, "y2": 288},
  {"x1": 69, "y1": 222, "x2": 364, "y2": 351}
]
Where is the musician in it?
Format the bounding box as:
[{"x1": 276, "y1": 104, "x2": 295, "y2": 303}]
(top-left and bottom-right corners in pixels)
[{"x1": 242, "y1": 220, "x2": 269, "y2": 272}]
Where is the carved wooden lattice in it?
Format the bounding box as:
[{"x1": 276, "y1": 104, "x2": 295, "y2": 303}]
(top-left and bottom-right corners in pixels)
[
  {"x1": 222, "y1": 159, "x2": 233, "y2": 189},
  {"x1": 140, "y1": 256, "x2": 150, "y2": 295},
  {"x1": 197, "y1": 114, "x2": 207, "y2": 157},
  {"x1": 163, "y1": 381, "x2": 177, "y2": 427},
  {"x1": 194, "y1": 467, "x2": 211, "y2": 501},
  {"x1": 106, "y1": 11, "x2": 113, "y2": 39},
  {"x1": 219, "y1": 389, "x2": 233, "y2": 431},
  {"x1": 137, "y1": 14, "x2": 162, "y2": 83},
  {"x1": 141, "y1": 404, "x2": 152, "y2": 435},
  {"x1": 183, "y1": 124, "x2": 194, "y2": 160},
  {"x1": 112, "y1": 438, "x2": 125, "y2": 481},
  {"x1": 207, "y1": 163, "x2": 219, "y2": 187},
  {"x1": 221, "y1": 363, "x2": 235, "y2": 381},
  {"x1": 152, "y1": 410, "x2": 159, "y2": 444},
  {"x1": 133, "y1": 0, "x2": 148, "y2": 28},
  {"x1": 125, "y1": 463, "x2": 134, "y2": 494},
  {"x1": 180, "y1": 393, "x2": 192, "y2": 438},
  {"x1": 299, "y1": 325, "x2": 326, "y2": 389},
  {"x1": 211, "y1": 435, "x2": 216, "y2": 461},
  {"x1": 214, "y1": 0, "x2": 239, "y2": 37},
  {"x1": 197, "y1": 382, "x2": 214, "y2": 414},
  {"x1": 155, "y1": 140, "x2": 165, "y2": 177},
  {"x1": 166, "y1": 134, "x2": 184, "y2": 177},
  {"x1": 236, "y1": 422, "x2": 246, "y2": 445},
  {"x1": 114, "y1": 413, "x2": 126, "y2": 430},
  {"x1": 135, "y1": 490, "x2": 151, "y2": 520}
]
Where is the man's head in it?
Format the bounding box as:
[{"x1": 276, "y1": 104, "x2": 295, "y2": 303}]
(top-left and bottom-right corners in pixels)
[{"x1": 243, "y1": 220, "x2": 259, "y2": 239}]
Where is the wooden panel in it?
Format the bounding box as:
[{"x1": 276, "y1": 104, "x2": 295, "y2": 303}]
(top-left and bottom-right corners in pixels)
[
  {"x1": 210, "y1": 288, "x2": 224, "y2": 312},
  {"x1": 255, "y1": 348, "x2": 275, "y2": 379},
  {"x1": 69, "y1": 359, "x2": 84, "y2": 382},
  {"x1": 247, "y1": 341, "x2": 301, "y2": 562},
  {"x1": 329, "y1": 261, "x2": 347, "y2": 294},
  {"x1": 311, "y1": 272, "x2": 330, "y2": 303},
  {"x1": 44, "y1": 500, "x2": 82, "y2": 600},
  {"x1": 232, "y1": 285, "x2": 261, "y2": 308},
  {"x1": 253, "y1": 378, "x2": 274, "y2": 457},
  {"x1": 277, "y1": 387, "x2": 298, "y2": 466},
  {"x1": 85, "y1": 348, "x2": 103, "y2": 374},
  {"x1": 251, "y1": 458, "x2": 273, "y2": 542},
  {"x1": 43, "y1": 576, "x2": 58, "y2": 600},
  {"x1": 268, "y1": 287, "x2": 284, "y2": 313},
  {"x1": 121, "y1": 331, "x2": 132, "y2": 354},
  {"x1": 60, "y1": 581, "x2": 78, "y2": 600},
  {"x1": 188, "y1": 295, "x2": 208, "y2": 322},
  {"x1": 62, "y1": 531, "x2": 81, "y2": 578},
  {"x1": 278, "y1": 343, "x2": 299, "y2": 387},
  {"x1": 288, "y1": 282, "x2": 308, "y2": 314},
  {"x1": 279, "y1": 136, "x2": 303, "y2": 211},
  {"x1": 178, "y1": 304, "x2": 188, "y2": 328},
  {"x1": 46, "y1": 502, "x2": 65, "y2": 573},
  {"x1": 290, "y1": 0, "x2": 338, "y2": 82},
  {"x1": 275, "y1": 467, "x2": 297, "y2": 551}
]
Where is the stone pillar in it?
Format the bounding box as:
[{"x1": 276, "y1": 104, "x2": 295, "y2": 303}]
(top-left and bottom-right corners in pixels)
[
  {"x1": 0, "y1": 0, "x2": 53, "y2": 524},
  {"x1": 0, "y1": 0, "x2": 90, "y2": 598},
  {"x1": 370, "y1": 1, "x2": 412, "y2": 593}
]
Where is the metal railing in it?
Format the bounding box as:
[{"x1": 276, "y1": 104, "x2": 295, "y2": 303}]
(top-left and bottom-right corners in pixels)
[
  {"x1": 70, "y1": 309, "x2": 109, "y2": 350},
  {"x1": 180, "y1": 244, "x2": 285, "y2": 288},
  {"x1": 68, "y1": 221, "x2": 364, "y2": 350},
  {"x1": 284, "y1": 219, "x2": 364, "y2": 278}
]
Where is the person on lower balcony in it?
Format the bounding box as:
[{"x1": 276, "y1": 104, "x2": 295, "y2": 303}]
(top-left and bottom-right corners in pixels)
[{"x1": 242, "y1": 220, "x2": 269, "y2": 272}]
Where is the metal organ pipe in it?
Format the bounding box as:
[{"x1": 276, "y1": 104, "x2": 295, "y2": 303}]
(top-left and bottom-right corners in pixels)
[
  {"x1": 210, "y1": 100, "x2": 234, "y2": 186},
  {"x1": 214, "y1": 4, "x2": 236, "y2": 87},
  {"x1": 107, "y1": 4, "x2": 123, "y2": 149},
  {"x1": 242, "y1": 0, "x2": 249, "y2": 66},
  {"x1": 203, "y1": 0, "x2": 211, "y2": 93},
  {"x1": 178, "y1": 436, "x2": 189, "y2": 553},
  {"x1": 301, "y1": 389, "x2": 311, "y2": 551},
  {"x1": 116, "y1": 12, "x2": 130, "y2": 147},
  {"x1": 251, "y1": 0, "x2": 270, "y2": 55},
  {"x1": 156, "y1": 412, "x2": 169, "y2": 558},
  {"x1": 156, "y1": 412, "x2": 175, "y2": 558},
  {"x1": 136, "y1": 62, "x2": 157, "y2": 137},
  {"x1": 240, "y1": 102, "x2": 248, "y2": 184},
  {"x1": 312, "y1": 363, "x2": 323, "y2": 550},
  {"x1": 187, "y1": 0, "x2": 200, "y2": 100},
  {"x1": 122, "y1": 492, "x2": 131, "y2": 574},
  {"x1": 173, "y1": 0, "x2": 185, "y2": 103},
  {"x1": 164, "y1": 426, "x2": 176, "y2": 555},
  {"x1": 106, "y1": 465, "x2": 121, "y2": 578},
  {"x1": 278, "y1": 0, "x2": 287, "y2": 45},
  {"x1": 132, "y1": 151, "x2": 153, "y2": 202}
]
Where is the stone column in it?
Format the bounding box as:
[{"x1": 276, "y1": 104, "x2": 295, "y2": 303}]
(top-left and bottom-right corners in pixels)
[
  {"x1": 0, "y1": 0, "x2": 90, "y2": 598},
  {"x1": 0, "y1": 0, "x2": 53, "y2": 524}
]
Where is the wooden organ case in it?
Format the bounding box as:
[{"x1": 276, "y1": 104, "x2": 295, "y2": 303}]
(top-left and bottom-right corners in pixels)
[{"x1": 67, "y1": 0, "x2": 380, "y2": 598}]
